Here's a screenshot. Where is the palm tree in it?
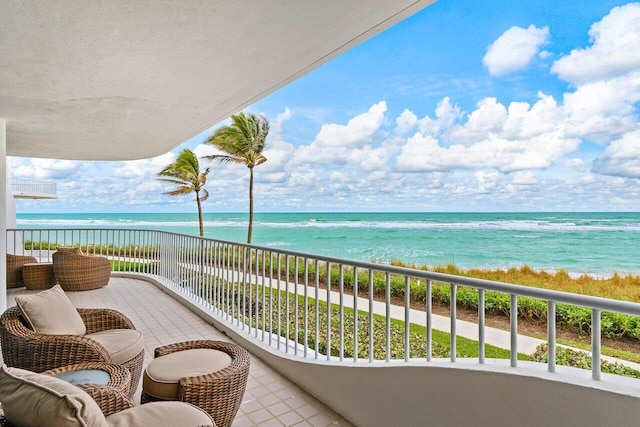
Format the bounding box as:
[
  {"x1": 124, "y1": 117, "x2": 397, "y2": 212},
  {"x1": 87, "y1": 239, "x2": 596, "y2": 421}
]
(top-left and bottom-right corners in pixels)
[
  {"x1": 204, "y1": 112, "x2": 268, "y2": 243},
  {"x1": 157, "y1": 149, "x2": 209, "y2": 236}
]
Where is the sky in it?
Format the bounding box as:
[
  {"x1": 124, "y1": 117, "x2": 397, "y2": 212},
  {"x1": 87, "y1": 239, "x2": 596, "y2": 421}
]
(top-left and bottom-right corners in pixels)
[{"x1": 12, "y1": 0, "x2": 640, "y2": 213}]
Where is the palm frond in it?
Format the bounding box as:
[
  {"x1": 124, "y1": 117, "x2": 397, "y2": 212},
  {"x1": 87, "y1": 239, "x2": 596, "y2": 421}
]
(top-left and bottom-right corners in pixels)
[
  {"x1": 157, "y1": 149, "x2": 209, "y2": 197},
  {"x1": 165, "y1": 187, "x2": 194, "y2": 196},
  {"x1": 204, "y1": 112, "x2": 270, "y2": 169}
]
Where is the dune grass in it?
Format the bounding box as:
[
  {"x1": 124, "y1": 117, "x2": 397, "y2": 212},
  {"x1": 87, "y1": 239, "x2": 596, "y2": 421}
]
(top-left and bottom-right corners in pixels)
[{"x1": 393, "y1": 261, "x2": 640, "y2": 302}]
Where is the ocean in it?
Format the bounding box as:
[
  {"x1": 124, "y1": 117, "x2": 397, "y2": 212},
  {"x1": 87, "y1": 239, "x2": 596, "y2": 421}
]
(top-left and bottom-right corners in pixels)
[{"x1": 15, "y1": 212, "x2": 640, "y2": 277}]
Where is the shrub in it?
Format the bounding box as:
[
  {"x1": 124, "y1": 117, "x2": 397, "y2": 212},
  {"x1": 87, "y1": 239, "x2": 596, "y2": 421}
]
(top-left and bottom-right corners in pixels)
[{"x1": 531, "y1": 344, "x2": 640, "y2": 379}]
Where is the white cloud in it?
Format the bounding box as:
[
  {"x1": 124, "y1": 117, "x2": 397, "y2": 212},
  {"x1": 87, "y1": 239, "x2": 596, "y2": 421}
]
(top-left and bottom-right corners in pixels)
[
  {"x1": 395, "y1": 133, "x2": 440, "y2": 172},
  {"x1": 395, "y1": 109, "x2": 417, "y2": 134},
  {"x1": 311, "y1": 101, "x2": 386, "y2": 148},
  {"x1": 552, "y1": 3, "x2": 640, "y2": 85},
  {"x1": 565, "y1": 158, "x2": 586, "y2": 168},
  {"x1": 511, "y1": 171, "x2": 537, "y2": 185},
  {"x1": 561, "y1": 71, "x2": 640, "y2": 141},
  {"x1": 396, "y1": 131, "x2": 578, "y2": 173},
  {"x1": 592, "y1": 129, "x2": 640, "y2": 177},
  {"x1": 396, "y1": 94, "x2": 580, "y2": 173},
  {"x1": 259, "y1": 108, "x2": 296, "y2": 174},
  {"x1": 418, "y1": 97, "x2": 462, "y2": 136},
  {"x1": 12, "y1": 158, "x2": 84, "y2": 180},
  {"x1": 272, "y1": 108, "x2": 293, "y2": 135},
  {"x1": 483, "y1": 25, "x2": 550, "y2": 76},
  {"x1": 475, "y1": 171, "x2": 500, "y2": 193},
  {"x1": 330, "y1": 171, "x2": 349, "y2": 184},
  {"x1": 449, "y1": 98, "x2": 507, "y2": 145},
  {"x1": 256, "y1": 139, "x2": 296, "y2": 184},
  {"x1": 114, "y1": 152, "x2": 175, "y2": 181},
  {"x1": 193, "y1": 143, "x2": 221, "y2": 159},
  {"x1": 294, "y1": 101, "x2": 387, "y2": 164}
]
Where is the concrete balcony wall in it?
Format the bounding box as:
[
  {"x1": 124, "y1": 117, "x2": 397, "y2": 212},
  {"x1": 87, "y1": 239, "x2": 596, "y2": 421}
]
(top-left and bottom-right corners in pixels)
[{"x1": 141, "y1": 273, "x2": 640, "y2": 427}]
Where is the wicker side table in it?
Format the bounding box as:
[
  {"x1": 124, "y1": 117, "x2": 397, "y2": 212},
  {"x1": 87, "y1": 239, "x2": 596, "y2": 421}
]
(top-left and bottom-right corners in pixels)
[
  {"x1": 22, "y1": 262, "x2": 56, "y2": 290},
  {"x1": 42, "y1": 362, "x2": 132, "y2": 398}
]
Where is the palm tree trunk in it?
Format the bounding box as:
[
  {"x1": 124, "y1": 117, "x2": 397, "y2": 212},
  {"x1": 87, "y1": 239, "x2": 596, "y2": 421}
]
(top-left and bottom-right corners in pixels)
[
  {"x1": 196, "y1": 192, "x2": 204, "y2": 237},
  {"x1": 248, "y1": 166, "x2": 254, "y2": 244},
  {"x1": 196, "y1": 191, "x2": 205, "y2": 277}
]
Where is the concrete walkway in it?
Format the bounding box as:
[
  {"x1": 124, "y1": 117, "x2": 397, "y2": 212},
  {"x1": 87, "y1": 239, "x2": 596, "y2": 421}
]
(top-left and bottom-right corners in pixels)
[{"x1": 242, "y1": 271, "x2": 640, "y2": 370}]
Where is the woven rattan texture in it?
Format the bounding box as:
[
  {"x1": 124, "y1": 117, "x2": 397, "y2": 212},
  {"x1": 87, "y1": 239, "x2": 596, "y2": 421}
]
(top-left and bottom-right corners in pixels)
[
  {"x1": 22, "y1": 263, "x2": 56, "y2": 290},
  {"x1": 42, "y1": 361, "x2": 132, "y2": 397},
  {"x1": 141, "y1": 340, "x2": 249, "y2": 427},
  {"x1": 6, "y1": 254, "x2": 37, "y2": 288},
  {"x1": 52, "y1": 251, "x2": 111, "y2": 291},
  {"x1": 0, "y1": 306, "x2": 143, "y2": 397}
]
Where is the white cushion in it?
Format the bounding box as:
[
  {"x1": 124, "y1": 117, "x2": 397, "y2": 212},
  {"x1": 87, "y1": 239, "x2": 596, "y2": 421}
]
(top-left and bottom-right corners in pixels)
[
  {"x1": 0, "y1": 364, "x2": 108, "y2": 427},
  {"x1": 15, "y1": 284, "x2": 86, "y2": 335},
  {"x1": 86, "y1": 329, "x2": 144, "y2": 364},
  {"x1": 106, "y1": 402, "x2": 214, "y2": 427}
]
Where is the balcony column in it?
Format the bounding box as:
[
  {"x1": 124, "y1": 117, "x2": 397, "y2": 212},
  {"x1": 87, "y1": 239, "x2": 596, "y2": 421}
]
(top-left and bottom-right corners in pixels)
[{"x1": 0, "y1": 118, "x2": 5, "y2": 312}]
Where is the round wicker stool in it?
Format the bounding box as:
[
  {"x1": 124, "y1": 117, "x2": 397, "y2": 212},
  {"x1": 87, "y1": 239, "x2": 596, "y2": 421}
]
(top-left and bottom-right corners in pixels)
[
  {"x1": 141, "y1": 340, "x2": 249, "y2": 427},
  {"x1": 22, "y1": 262, "x2": 56, "y2": 290}
]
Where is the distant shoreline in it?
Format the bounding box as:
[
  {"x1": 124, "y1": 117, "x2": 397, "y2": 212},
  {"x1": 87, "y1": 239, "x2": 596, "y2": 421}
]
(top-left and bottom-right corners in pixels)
[{"x1": 16, "y1": 211, "x2": 640, "y2": 281}]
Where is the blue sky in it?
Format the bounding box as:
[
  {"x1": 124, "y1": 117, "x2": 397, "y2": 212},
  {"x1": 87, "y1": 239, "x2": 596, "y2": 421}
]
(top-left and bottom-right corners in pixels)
[{"x1": 12, "y1": 0, "x2": 640, "y2": 213}]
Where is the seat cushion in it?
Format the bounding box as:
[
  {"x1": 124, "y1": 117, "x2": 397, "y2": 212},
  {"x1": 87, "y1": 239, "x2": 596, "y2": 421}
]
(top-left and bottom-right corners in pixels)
[
  {"x1": 86, "y1": 329, "x2": 144, "y2": 365},
  {"x1": 0, "y1": 364, "x2": 108, "y2": 427},
  {"x1": 15, "y1": 284, "x2": 87, "y2": 335},
  {"x1": 143, "y1": 349, "x2": 232, "y2": 400},
  {"x1": 106, "y1": 401, "x2": 214, "y2": 426}
]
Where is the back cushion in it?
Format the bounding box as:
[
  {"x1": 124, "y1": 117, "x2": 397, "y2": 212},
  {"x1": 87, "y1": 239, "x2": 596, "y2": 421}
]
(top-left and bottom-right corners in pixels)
[
  {"x1": 15, "y1": 284, "x2": 86, "y2": 335},
  {"x1": 0, "y1": 365, "x2": 108, "y2": 427}
]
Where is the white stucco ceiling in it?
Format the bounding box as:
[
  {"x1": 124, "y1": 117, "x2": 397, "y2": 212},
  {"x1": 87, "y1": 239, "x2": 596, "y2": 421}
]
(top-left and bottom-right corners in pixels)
[{"x1": 0, "y1": 0, "x2": 434, "y2": 161}]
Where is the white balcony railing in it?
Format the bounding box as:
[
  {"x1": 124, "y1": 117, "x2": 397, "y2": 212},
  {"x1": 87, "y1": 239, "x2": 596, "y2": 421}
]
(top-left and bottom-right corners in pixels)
[
  {"x1": 9, "y1": 179, "x2": 57, "y2": 199},
  {"x1": 9, "y1": 227, "x2": 640, "y2": 377}
]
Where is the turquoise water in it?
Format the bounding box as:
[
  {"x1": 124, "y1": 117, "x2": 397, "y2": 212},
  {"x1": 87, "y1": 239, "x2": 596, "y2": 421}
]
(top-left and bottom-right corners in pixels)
[{"x1": 15, "y1": 212, "x2": 640, "y2": 277}]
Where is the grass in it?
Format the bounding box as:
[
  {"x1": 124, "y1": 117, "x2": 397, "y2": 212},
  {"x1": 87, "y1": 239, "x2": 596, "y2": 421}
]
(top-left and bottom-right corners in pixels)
[
  {"x1": 553, "y1": 337, "x2": 640, "y2": 364},
  {"x1": 205, "y1": 282, "x2": 529, "y2": 361},
  {"x1": 110, "y1": 260, "x2": 150, "y2": 272}
]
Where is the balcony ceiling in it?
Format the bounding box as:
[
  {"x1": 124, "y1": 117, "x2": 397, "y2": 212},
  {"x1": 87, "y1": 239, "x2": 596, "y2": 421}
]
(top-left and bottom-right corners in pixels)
[{"x1": 0, "y1": 0, "x2": 434, "y2": 161}]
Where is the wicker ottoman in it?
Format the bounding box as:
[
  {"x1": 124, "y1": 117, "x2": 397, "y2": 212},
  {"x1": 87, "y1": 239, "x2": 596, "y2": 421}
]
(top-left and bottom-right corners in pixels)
[
  {"x1": 141, "y1": 340, "x2": 249, "y2": 427},
  {"x1": 22, "y1": 262, "x2": 56, "y2": 290}
]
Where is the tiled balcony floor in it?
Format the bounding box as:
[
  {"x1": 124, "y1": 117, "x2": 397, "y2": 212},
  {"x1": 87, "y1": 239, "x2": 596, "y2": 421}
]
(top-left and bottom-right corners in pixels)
[{"x1": 5, "y1": 277, "x2": 353, "y2": 427}]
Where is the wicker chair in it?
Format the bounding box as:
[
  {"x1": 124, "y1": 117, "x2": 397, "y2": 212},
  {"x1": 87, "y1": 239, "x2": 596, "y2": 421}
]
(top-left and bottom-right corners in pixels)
[
  {"x1": 52, "y1": 250, "x2": 111, "y2": 291},
  {"x1": 0, "y1": 376, "x2": 216, "y2": 426},
  {"x1": 0, "y1": 385, "x2": 137, "y2": 427},
  {"x1": 141, "y1": 340, "x2": 250, "y2": 427},
  {"x1": 6, "y1": 254, "x2": 37, "y2": 288},
  {"x1": 0, "y1": 306, "x2": 144, "y2": 397}
]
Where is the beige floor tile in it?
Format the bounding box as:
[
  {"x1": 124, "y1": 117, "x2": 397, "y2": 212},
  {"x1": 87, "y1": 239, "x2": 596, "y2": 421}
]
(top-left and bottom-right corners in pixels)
[
  {"x1": 5, "y1": 277, "x2": 354, "y2": 427},
  {"x1": 279, "y1": 411, "x2": 304, "y2": 427},
  {"x1": 247, "y1": 408, "x2": 275, "y2": 424}
]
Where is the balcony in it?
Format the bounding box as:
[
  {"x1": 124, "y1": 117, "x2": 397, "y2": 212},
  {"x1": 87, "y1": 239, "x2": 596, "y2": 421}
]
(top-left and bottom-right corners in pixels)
[
  {"x1": 9, "y1": 179, "x2": 57, "y2": 199},
  {"x1": 5, "y1": 228, "x2": 640, "y2": 426}
]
